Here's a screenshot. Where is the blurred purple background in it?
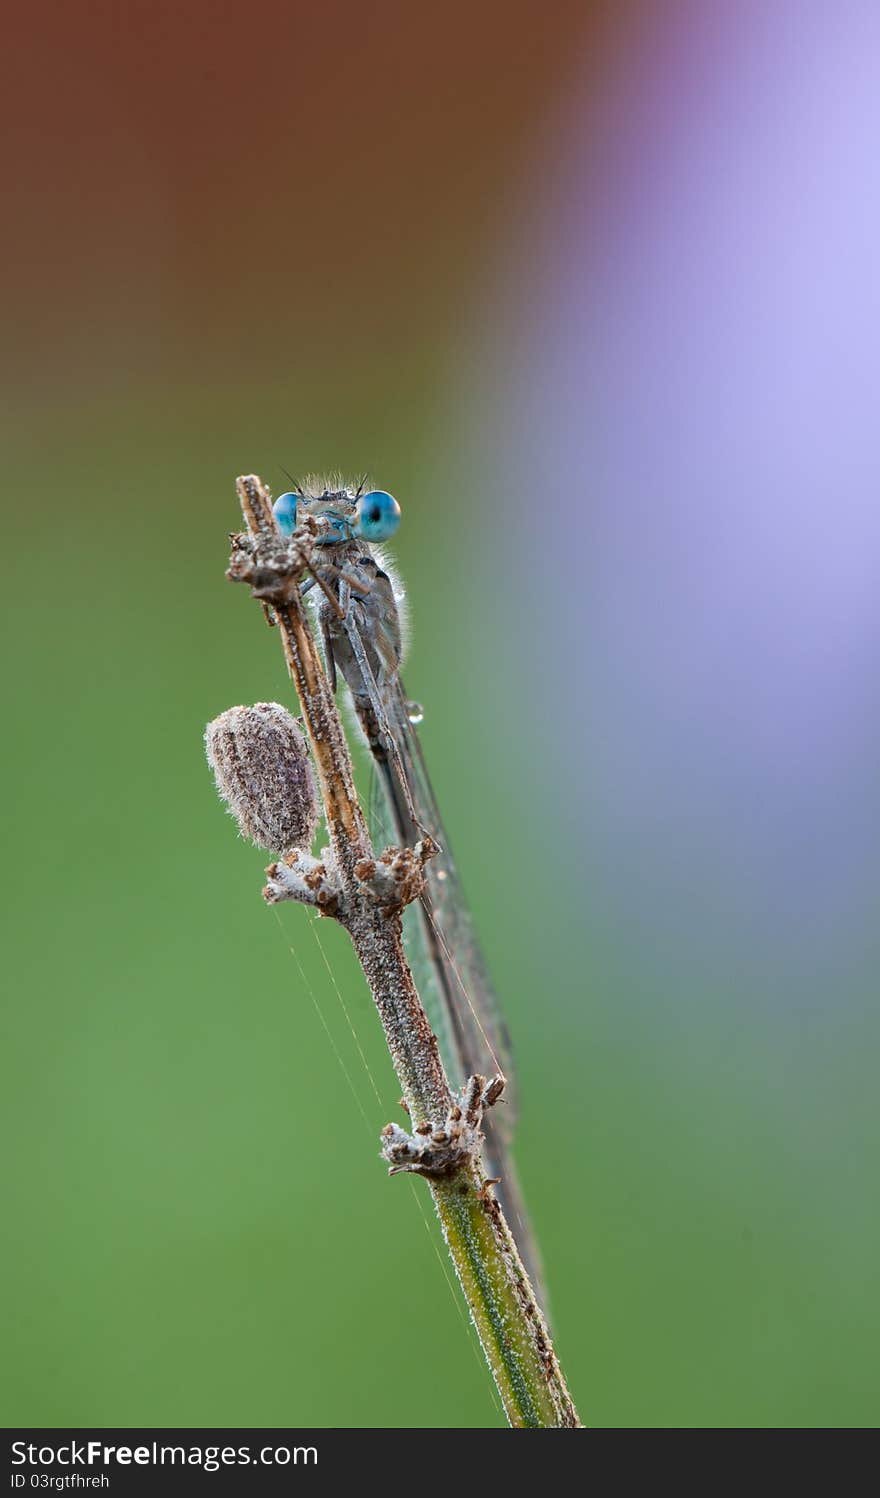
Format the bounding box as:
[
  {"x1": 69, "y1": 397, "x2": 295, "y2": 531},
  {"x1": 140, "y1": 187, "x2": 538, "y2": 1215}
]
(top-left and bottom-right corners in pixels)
[{"x1": 467, "y1": 0, "x2": 880, "y2": 1005}]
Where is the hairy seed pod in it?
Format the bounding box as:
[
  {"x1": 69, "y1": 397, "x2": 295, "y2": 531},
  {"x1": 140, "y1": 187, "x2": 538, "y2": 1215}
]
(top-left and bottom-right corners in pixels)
[{"x1": 205, "y1": 702, "x2": 319, "y2": 853}]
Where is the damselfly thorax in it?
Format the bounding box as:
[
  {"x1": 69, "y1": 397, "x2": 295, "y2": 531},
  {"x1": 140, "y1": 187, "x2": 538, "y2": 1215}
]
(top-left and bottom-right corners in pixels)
[{"x1": 318, "y1": 551, "x2": 405, "y2": 760}]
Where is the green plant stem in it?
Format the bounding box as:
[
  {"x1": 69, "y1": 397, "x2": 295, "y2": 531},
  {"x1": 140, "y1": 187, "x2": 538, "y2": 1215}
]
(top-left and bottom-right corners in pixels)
[
  {"x1": 432, "y1": 1164, "x2": 577, "y2": 1426},
  {"x1": 351, "y1": 915, "x2": 579, "y2": 1427}
]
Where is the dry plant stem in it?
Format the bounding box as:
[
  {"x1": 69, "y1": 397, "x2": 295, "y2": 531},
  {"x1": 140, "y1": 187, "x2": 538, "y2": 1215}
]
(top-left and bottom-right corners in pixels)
[
  {"x1": 231, "y1": 475, "x2": 580, "y2": 1429},
  {"x1": 234, "y1": 476, "x2": 448, "y2": 1125}
]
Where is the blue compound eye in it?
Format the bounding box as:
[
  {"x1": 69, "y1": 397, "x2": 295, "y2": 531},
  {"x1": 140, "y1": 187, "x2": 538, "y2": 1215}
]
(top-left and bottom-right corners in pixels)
[
  {"x1": 273, "y1": 491, "x2": 298, "y2": 537},
  {"x1": 354, "y1": 490, "x2": 401, "y2": 541}
]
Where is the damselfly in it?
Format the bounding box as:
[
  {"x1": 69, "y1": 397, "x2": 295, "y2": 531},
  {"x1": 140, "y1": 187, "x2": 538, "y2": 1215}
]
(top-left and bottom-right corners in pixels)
[{"x1": 273, "y1": 479, "x2": 544, "y2": 1298}]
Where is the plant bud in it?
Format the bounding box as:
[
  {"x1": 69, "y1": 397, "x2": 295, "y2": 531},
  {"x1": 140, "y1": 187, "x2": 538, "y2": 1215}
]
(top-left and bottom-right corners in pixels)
[{"x1": 205, "y1": 702, "x2": 319, "y2": 853}]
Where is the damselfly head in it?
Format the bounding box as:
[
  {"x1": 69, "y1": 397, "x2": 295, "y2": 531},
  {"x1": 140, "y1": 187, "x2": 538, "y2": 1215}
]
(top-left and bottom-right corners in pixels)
[{"x1": 273, "y1": 478, "x2": 401, "y2": 545}]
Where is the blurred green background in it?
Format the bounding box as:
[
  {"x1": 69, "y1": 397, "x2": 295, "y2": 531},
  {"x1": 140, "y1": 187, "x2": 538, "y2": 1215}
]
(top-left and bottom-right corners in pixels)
[{"x1": 2, "y1": 0, "x2": 877, "y2": 1429}]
